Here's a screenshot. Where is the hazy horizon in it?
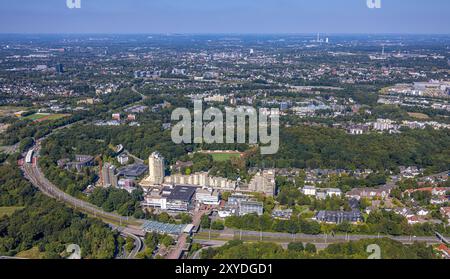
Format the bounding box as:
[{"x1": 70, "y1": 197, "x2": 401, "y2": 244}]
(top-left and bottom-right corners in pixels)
[{"x1": 0, "y1": 0, "x2": 449, "y2": 34}]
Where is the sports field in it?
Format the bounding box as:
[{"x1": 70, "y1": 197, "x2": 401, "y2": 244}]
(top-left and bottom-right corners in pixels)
[{"x1": 23, "y1": 113, "x2": 69, "y2": 122}]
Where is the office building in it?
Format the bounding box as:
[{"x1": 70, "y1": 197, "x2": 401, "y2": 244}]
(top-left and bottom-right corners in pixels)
[{"x1": 315, "y1": 210, "x2": 362, "y2": 224}]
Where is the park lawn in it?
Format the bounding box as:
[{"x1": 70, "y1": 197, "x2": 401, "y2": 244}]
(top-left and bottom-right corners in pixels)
[
  {"x1": 211, "y1": 153, "x2": 242, "y2": 162},
  {"x1": 407, "y1": 112, "x2": 430, "y2": 120},
  {"x1": 0, "y1": 206, "x2": 24, "y2": 216}
]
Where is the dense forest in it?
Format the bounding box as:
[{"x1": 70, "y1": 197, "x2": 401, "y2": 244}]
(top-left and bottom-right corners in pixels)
[
  {"x1": 201, "y1": 238, "x2": 436, "y2": 259},
  {"x1": 248, "y1": 126, "x2": 450, "y2": 173},
  {"x1": 88, "y1": 187, "x2": 144, "y2": 218},
  {"x1": 0, "y1": 161, "x2": 120, "y2": 258},
  {"x1": 223, "y1": 209, "x2": 450, "y2": 237},
  {"x1": 40, "y1": 122, "x2": 188, "y2": 164},
  {"x1": 39, "y1": 117, "x2": 450, "y2": 179}
]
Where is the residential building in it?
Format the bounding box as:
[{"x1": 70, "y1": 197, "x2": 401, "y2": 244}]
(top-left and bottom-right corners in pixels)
[
  {"x1": 315, "y1": 210, "x2": 362, "y2": 224},
  {"x1": 112, "y1": 113, "x2": 121, "y2": 121},
  {"x1": 373, "y1": 119, "x2": 395, "y2": 131},
  {"x1": 218, "y1": 206, "x2": 237, "y2": 218},
  {"x1": 404, "y1": 187, "x2": 450, "y2": 197},
  {"x1": 164, "y1": 172, "x2": 236, "y2": 191},
  {"x1": 61, "y1": 155, "x2": 95, "y2": 172},
  {"x1": 436, "y1": 244, "x2": 450, "y2": 259},
  {"x1": 346, "y1": 185, "x2": 393, "y2": 200},
  {"x1": 272, "y1": 209, "x2": 293, "y2": 220},
  {"x1": 348, "y1": 124, "x2": 370, "y2": 135},
  {"x1": 248, "y1": 169, "x2": 276, "y2": 196},
  {"x1": 117, "y1": 154, "x2": 129, "y2": 165},
  {"x1": 302, "y1": 186, "x2": 317, "y2": 196},
  {"x1": 440, "y1": 207, "x2": 450, "y2": 222},
  {"x1": 146, "y1": 152, "x2": 165, "y2": 185},
  {"x1": 228, "y1": 193, "x2": 252, "y2": 206},
  {"x1": 326, "y1": 188, "x2": 342, "y2": 197},
  {"x1": 238, "y1": 200, "x2": 264, "y2": 216},
  {"x1": 102, "y1": 163, "x2": 118, "y2": 188}
]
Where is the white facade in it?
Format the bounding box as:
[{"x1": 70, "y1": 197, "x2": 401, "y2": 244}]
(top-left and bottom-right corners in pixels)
[
  {"x1": 302, "y1": 186, "x2": 317, "y2": 196},
  {"x1": 164, "y1": 172, "x2": 236, "y2": 191},
  {"x1": 373, "y1": 119, "x2": 395, "y2": 131},
  {"x1": 143, "y1": 195, "x2": 167, "y2": 210},
  {"x1": 196, "y1": 189, "x2": 220, "y2": 205},
  {"x1": 326, "y1": 188, "x2": 342, "y2": 197},
  {"x1": 218, "y1": 209, "x2": 235, "y2": 218}
]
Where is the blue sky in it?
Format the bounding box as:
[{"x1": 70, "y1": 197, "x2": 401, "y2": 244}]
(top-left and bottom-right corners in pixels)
[{"x1": 0, "y1": 0, "x2": 449, "y2": 34}]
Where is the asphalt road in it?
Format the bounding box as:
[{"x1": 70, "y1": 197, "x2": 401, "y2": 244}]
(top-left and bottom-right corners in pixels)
[{"x1": 111, "y1": 225, "x2": 143, "y2": 259}]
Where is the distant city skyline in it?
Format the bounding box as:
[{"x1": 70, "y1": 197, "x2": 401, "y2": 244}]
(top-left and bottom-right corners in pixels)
[{"x1": 0, "y1": 0, "x2": 449, "y2": 34}]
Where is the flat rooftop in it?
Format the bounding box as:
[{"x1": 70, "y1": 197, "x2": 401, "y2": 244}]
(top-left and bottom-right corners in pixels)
[
  {"x1": 167, "y1": 185, "x2": 196, "y2": 202},
  {"x1": 118, "y1": 163, "x2": 148, "y2": 178}
]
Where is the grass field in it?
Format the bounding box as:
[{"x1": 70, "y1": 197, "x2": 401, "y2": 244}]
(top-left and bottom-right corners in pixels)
[
  {"x1": 16, "y1": 247, "x2": 45, "y2": 259},
  {"x1": 0, "y1": 106, "x2": 28, "y2": 117},
  {"x1": 408, "y1": 112, "x2": 430, "y2": 119},
  {"x1": 23, "y1": 113, "x2": 69, "y2": 122},
  {"x1": 0, "y1": 206, "x2": 24, "y2": 217},
  {"x1": 210, "y1": 153, "x2": 242, "y2": 162}
]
